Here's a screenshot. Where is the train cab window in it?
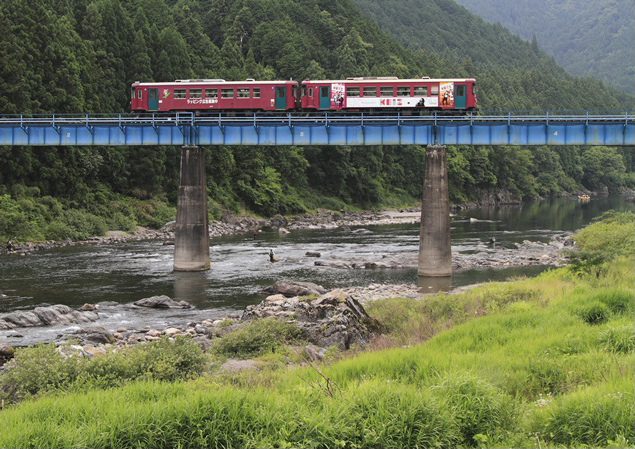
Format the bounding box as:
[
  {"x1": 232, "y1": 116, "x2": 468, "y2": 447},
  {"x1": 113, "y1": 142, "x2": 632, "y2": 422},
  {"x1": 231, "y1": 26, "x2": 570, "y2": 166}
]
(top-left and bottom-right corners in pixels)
[
  {"x1": 472, "y1": 84, "x2": 477, "y2": 95},
  {"x1": 308, "y1": 88, "x2": 313, "y2": 97},
  {"x1": 414, "y1": 86, "x2": 427, "y2": 96},
  {"x1": 456, "y1": 85, "x2": 465, "y2": 96},
  {"x1": 174, "y1": 89, "x2": 186, "y2": 99},
  {"x1": 363, "y1": 87, "x2": 377, "y2": 97},
  {"x1": 430, "y1": 85, "x2": 439, "y2": 95},
  {"x1": 301, "y1": 85, "x2": 306, "y2": 96},
  {"x1": 380, "y1": 86, "x2": 393, "y2": 97},
  {"x1": 205, "y1": 88, "x2": 218, "y2": 98},
  {"x1": 189, "y1": 89, "x2": 202, "y2": 99},
  {"x1": 253, "y1": 88, "x2": 260, "y2": 98},
  {"x1": 237, "y1": 88, "x2": 250, "y2": 98},
  {"x1": 221, "y1": 88, "x2": 234, "y2": 99},
  {"x1": 292, "y1": 85, "x2": 298, "y2": 99},
  {"x1": 137, "y1": 89, "x2": 142, "y2": 99},
  {"x1": 346, "y1": 87, "x2": 360, "y2": 97},
  {"x1": 397, "y1": 86, "x2": 410, "y2": 96}
]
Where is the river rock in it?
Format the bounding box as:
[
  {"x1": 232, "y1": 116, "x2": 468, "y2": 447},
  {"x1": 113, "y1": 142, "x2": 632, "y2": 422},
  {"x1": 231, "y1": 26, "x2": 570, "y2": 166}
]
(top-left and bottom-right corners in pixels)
[
  {"x1": 0, "y1": 304, "x2": 99, "y2": 329},
  {"x1": 134, "y1": 295, "x2": 191, "y2": 309},
  {"x1": 74, "y1": 326, "x2": 115, "y2": 344},
  {"x1": 80, "y1": 303, "x2": 98, "y2": 311},
  {"x1": 261, "y1": 280, "x2": 327, "y2": 298},
  {"x1": 305, "y1": 251, "x2": 321, "y2": 257},
  {"x1": 242, "y1": 291, "x2": 381, "y2": 350},
  {"x1": 0, "y1": 345, "x2": 14, "y2": 358}
]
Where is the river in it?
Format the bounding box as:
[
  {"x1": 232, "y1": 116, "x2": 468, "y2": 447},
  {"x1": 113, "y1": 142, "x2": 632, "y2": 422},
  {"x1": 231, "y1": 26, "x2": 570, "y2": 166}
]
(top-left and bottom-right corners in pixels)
[{"x1": 1, "y1": 195, "x2": 633, "y2": 346}]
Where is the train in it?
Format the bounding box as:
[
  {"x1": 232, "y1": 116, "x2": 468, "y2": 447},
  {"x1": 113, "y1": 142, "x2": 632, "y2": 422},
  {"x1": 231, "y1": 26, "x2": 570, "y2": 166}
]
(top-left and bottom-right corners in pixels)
[{"x1": 130, "y1": 77, "x2": 477, "y2": 114}]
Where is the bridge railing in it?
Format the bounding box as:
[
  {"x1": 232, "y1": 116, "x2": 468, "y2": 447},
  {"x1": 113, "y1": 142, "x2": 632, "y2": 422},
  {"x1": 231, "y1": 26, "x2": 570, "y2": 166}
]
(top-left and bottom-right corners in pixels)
[{"x1": 0, "y1": 111, "x2": 633, "y2": 127}]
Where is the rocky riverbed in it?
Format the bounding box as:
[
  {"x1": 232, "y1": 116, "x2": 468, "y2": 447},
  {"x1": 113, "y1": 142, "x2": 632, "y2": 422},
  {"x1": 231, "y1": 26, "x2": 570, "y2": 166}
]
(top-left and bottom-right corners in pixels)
[{"x1": 0, "y1": 281, "x2": 429, "y2": 365}]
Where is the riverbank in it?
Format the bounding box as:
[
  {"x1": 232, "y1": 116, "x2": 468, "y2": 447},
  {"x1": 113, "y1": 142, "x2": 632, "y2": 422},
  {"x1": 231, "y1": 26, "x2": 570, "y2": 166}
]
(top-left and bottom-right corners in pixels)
[{"x1": 1, "y1": 210, "x2": 633, "y2": 448}]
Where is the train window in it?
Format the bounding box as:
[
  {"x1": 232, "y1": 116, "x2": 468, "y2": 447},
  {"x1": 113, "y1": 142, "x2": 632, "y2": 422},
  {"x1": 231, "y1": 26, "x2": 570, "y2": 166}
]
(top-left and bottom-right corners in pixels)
[
  {"x1": 430, "y1": 85, "x2": 439, "y2": 95},
  {"x1": 205, "y1": 88, "x2": 218, "y2": 98},
  {"x1": 174, "y1": 89, "x2": 186, "y2": 99},
  {"x1": 308, "y1": 88, "x2": 313, "y2": 97},
  {"x1": 346, "y1": 87, "x2": 360, "y2": 97},
  {"x1": 414, "y1": 86, "x2": 427, "y2": 96},
  {"x1": 472, "y1": 84, "x2": 477, "y2": 95},
  {"x1": 301, "y1": 85, "x2": 306, "y2": 96},
  {"x1": 190, "y1": 89, "x2": 202, "y2": 99},
  {"x1": 237, "y1": 88, "x2": 250, "y2": 98},
  {"x1": 397, "y1": 86, "x2": 410, "y2": 96},
  {"x1": 221, "y1": 88, "x2": 234, "y2": 99},
  {"x1": 456, "y1": 85, "x2": 465, "y2": 96},
  {"x1": 380, "y1": 86, "x2": 393, "y2": 97},
  {"x1": 253, "y1": 88, "x2": 260, "y2": 98},
  {"x1": 137, "y1": 89, "x2": 142, "y2": 99},
  {"x1": 363, "y1": 87, "x2": 377, "y2": 97},
  {"x1": 292, "y1": 85, "x2": 298, "y2": 99}
]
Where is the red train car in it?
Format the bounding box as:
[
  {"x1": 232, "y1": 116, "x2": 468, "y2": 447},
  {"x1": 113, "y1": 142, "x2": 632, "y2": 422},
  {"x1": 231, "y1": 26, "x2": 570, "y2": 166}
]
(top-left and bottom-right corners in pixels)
[
  {"x1": 130, "y1": 79, "x2": 298, "y2": 112},
  {"x1": 300, "y1": 77, "x2": 477, "y2": 113}
]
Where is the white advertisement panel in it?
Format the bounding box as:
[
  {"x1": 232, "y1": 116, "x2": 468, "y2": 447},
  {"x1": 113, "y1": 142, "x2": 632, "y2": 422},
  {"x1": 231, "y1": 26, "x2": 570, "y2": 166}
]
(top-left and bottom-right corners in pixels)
[{"x1": 346, "y1": 96, "x2": 438, "y2": 108}]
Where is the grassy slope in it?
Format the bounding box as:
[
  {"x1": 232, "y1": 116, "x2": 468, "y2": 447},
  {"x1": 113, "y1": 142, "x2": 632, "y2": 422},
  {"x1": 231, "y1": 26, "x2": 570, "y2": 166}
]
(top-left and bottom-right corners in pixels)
[{"x1": 0, "y1": 216, "x2": 634, "y2": 448}]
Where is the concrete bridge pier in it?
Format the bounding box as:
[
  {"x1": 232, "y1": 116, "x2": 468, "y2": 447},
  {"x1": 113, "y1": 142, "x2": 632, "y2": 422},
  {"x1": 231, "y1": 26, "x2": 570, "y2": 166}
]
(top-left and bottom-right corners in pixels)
[
  {"x1": 418, "y1": 145, "x2": 452, "y2": 277},
  {"x1": 174, "y1": 146, "x2": 210, "y2": 272}
]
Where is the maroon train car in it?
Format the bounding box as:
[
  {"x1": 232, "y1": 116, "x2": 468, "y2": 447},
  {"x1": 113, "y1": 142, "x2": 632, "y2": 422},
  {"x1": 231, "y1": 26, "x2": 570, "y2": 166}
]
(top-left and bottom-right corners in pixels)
[
  {"x1": 130, "y1": 79, "x2": 298, "y2": 112},
  {"x1": 300, "y1": 77, "x2": 477, "y2": 112}
]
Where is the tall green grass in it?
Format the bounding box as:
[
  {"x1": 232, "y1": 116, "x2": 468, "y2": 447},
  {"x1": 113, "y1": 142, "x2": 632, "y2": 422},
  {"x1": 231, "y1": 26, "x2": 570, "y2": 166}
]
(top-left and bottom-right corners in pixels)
[{"x1": 1, "y1": 212, "x2": 633, "y2": 448}]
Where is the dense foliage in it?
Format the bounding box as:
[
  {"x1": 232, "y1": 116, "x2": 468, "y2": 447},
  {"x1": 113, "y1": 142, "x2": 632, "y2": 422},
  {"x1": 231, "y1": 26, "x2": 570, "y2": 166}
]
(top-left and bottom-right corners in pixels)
[
  {"x1": 451, "y1": 0, "x2": 635, "y2": 95},
  {"x1": 0, "y1": 0, "x2": 633, "y2": 243},
  {"x1": 0, "y1": 213, "x2": 633, "y2": 448}
]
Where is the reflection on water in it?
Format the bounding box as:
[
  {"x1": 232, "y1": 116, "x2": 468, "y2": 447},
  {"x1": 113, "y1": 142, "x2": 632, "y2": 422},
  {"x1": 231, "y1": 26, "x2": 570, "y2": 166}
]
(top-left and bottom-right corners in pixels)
[
  {"x1": 417, "y1": 276, "x2": 452, "y2": 293},
  {"x1": 173, "y1": 272, "x2": 209, "y2": 306}
]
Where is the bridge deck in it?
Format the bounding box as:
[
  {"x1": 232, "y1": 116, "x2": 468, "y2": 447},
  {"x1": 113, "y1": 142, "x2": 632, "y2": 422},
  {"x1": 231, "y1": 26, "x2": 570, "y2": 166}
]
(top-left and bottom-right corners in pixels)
[{"x1": 0, "y1": 112, "x2": 632, "y2": 146}]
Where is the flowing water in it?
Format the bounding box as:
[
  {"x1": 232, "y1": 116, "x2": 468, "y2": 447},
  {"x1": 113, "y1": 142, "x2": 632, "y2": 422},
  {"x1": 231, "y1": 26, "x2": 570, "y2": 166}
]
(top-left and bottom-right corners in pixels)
[{"x1": 1, "y1": 195, "x2": 632, "y2": 345}]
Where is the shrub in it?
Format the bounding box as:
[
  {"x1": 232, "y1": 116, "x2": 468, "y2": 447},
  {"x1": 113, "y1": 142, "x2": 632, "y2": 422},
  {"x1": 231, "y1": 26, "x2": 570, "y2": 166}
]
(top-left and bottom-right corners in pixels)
[
  {"x1": 211, "y1": 318, "x2": 302, "y2": 358},
  {"x1": 0, "y1": 337, "x2": 206, "y2": 403},
  {"x1": 0, "y1": 343, "x2": 80, "y2": 402}
]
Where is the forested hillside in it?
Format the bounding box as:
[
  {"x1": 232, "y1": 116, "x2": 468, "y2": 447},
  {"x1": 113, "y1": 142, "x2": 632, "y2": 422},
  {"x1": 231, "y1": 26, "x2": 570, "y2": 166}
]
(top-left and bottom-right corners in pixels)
[
  {"x1": 451, "y1": 0, "x2": 635, "y2": 95},
  {"x1": 0, "y1": 0, "x2": 633, "y2": 243},
  {"x1": 351, "y1": 0, "x2": 632, "y2": 110}
]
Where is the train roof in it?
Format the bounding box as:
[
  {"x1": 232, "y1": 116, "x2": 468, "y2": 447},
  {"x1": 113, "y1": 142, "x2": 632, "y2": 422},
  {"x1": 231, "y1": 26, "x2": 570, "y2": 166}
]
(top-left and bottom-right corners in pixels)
[
  {"x1": 302, "y1": 78, "x2": 476, "y2": 83},
  {"x1": 132, "y1": 79, "x2": 296, "y2": 87}
]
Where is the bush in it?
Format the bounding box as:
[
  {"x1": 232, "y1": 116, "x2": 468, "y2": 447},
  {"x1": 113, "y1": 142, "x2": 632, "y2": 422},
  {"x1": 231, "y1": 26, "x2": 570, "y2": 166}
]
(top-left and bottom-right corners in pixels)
[
  {"x1": 211, "y1": 318, "x2": 302, "y2": 358},
  {"x1": 0, "y1": 337, "x2": 206, "y2": 403},
  {"x1": 0, "y1": 343, "x2": 80, "y2": 402}
]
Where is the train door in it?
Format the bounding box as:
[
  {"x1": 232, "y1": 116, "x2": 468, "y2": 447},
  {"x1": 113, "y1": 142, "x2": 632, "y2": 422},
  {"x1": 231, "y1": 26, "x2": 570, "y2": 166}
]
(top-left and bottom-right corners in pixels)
[
  {"x1": 319, "y1": 86, "x2": 330, "y2": 110},
  {"x1": 275, "y1": 87, "x2": 286, "y2": 110},
  {"x1": 148, "y1": 88, "x2": 159, "y2": 111},
  {"x1": 454, "y1": 84, "x2": 466, "y2": 109}
]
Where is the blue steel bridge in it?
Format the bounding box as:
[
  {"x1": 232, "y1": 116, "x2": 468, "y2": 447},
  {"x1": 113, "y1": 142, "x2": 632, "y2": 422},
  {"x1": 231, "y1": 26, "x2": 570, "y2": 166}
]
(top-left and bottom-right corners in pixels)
[{"x1": 0, "y1": 111, "x2": 632, "y2": 147}]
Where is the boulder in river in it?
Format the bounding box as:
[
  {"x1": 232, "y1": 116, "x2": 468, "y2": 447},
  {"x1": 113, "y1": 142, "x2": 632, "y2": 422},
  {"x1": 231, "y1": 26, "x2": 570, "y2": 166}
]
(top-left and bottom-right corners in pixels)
[
  {"x1": 0, "y1": 304, "x2": 99, "y2": 329},
  {"x1": 260, "y1": 280, "x2": 327, "y2": 298},
  {"x1": 134, "y1": 295, "x2": 191, "y2": 309}
]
